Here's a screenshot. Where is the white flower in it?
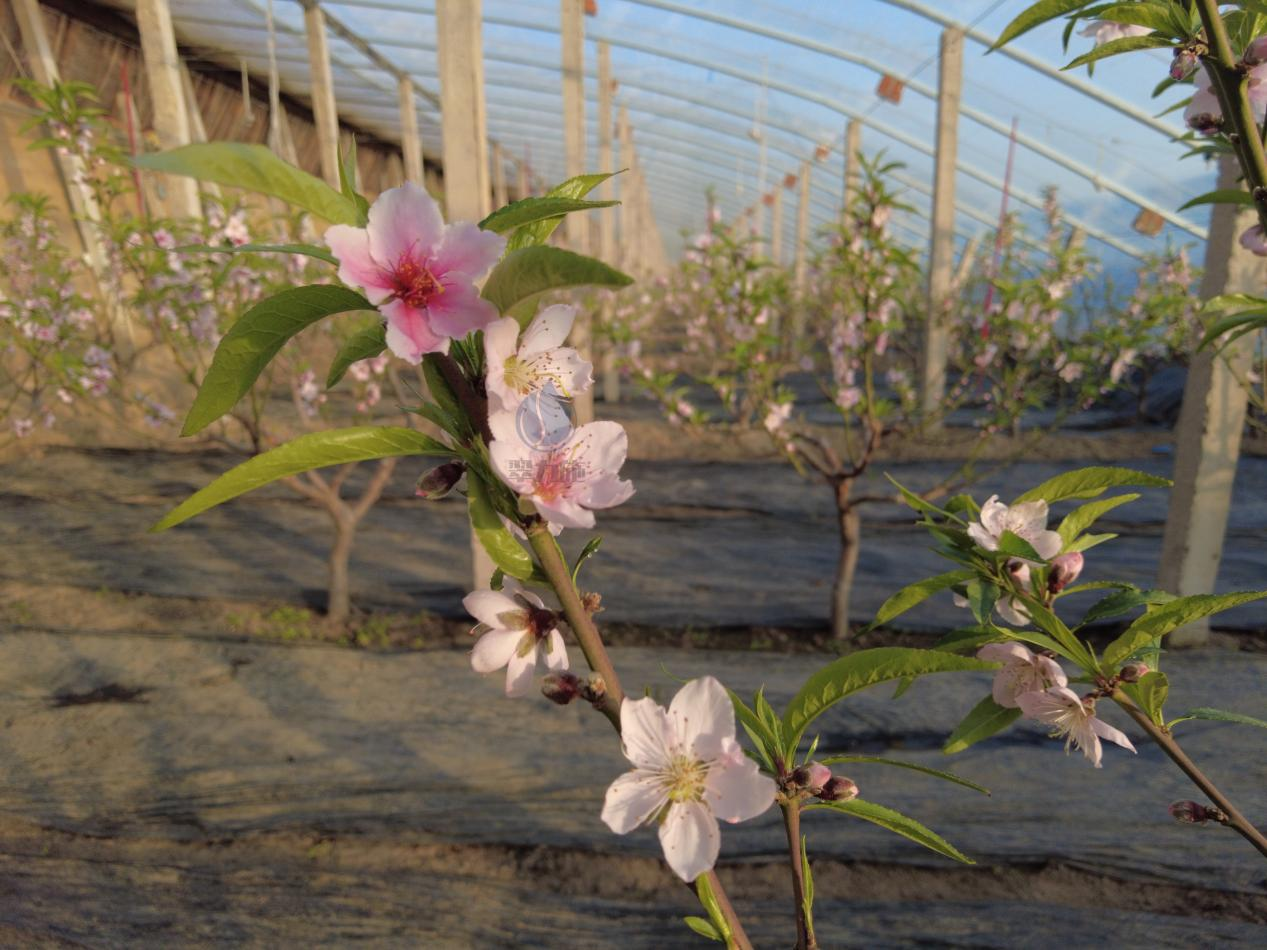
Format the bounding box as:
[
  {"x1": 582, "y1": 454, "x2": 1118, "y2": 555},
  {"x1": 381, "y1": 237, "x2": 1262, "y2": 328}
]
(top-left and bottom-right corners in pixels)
[
  {"x1": 462, "y1": 579, "x2": 568, "y2": 697},
  {"x1": 483, "y1": 305, "x2": 593, "y2": 413},
  {"x1": 968, "y1": 495, "x2": 1062, "y2": 560},
  {"x1": 1016, "y1": 686, "x2": 1136, "y2": 768},
  {"x1": 1079, "y1": 21, "x2": 1151, "y2": 47},
  {"x1": 601, "y1": 676, "x2": 776, "y2": 882},
  {"x1": 763, "y1": 401, "x2": 792, "y2": 433},
  {"x1": 977, "y1": 643, "x2": 1067, "y2": 708}
]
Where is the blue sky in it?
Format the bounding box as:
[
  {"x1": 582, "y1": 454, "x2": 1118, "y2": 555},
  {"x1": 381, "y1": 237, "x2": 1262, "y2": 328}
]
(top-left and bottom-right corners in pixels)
[{"x1": 162, "y1": 0, "x2": 1217, "y2": 279}]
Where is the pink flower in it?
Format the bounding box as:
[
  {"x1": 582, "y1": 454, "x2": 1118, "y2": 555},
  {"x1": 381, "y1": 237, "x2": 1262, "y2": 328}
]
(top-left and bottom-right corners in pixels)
[
  {"x1": 463, "y1": 579, "x2": 568, "y2": 698},
  {"x1": 325, "y1": 182, "x2": 505, "y2": 363},
  {"x1": 763, "y1": 401, "x2": 792, "y2": 433},
  {"x1": 1186, "y1": 63, "x2": 1267, "y2": 134},
  {"x1": 1079, "y1": 21, "x2": 1151, "y2": 47},
  {"x1": 1240, "y1": 224, "x2": 1267, "y2": 257},
  {"x1": 483, "y1": 305, "x2": 593, "y2": 413},
  {"x1": 601, "y1": 676, "x2": 776, "y2": 882},
  {"x1": 1016, "y1": 686, "x2": 1136, "y2": 768},
  {"x1": 977, "y1": 643, "x2": 1067, "y2": 708},
  {"x1": 489, "y1": 410, "x2": 634, "y2": 530},
  {"x1": 1047, "y1": 552, "x2": 1084, "y2": 593},
  {"x1": 968, "y1": 495, "x2": 1063, "y2": 560}
]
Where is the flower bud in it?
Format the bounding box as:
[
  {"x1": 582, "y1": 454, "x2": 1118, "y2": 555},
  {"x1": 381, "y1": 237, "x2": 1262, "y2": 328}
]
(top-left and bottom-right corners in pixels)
[
  {"x1": 1169, "y1": 800, "x2": 1217, "y2": 824},
  {"x1": 1047, "y1": 552, "x2": 1084, "y2": 594},
  {"x1": 1119, "y1": 662, "x2": 1150, "y2": 683},
  {"x1": 1245, "y1": 36, "x2": 1267, "y2": 66},
  {"x1": 581, "y1": 591, "x2": 604, "y2": 615},
  {"x1": 1240, "y1": 224, "x2": 1267, "y2": 258},
  {"x1": 541, "y1": 672, "x2": 582, "y2": 705},
  {"x1": 797, "y1": 762, "x2": 833, "y2": 794},
  {"x1": 817, "y1": 776, "x2": 858, "y2": 802},
  {"x1": 1171, "y1": 47, "x2": 1199, "y2": 81},
  {"x1": 415, "y1": 461, "x2": 465, "y2": 500}
]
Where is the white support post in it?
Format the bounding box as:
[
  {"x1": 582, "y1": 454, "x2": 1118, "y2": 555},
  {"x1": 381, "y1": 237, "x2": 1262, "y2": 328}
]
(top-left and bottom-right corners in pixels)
[
  {"x1": 136, "y1": 0, "x2": 200, "y2": 218},
  {"x1": 398, "y1": 75, "x2": 424, "y2": 184},
  {"x1": 560, "y1": 0, "x2": 593, "y2": 423},
  {"x1": 843, "y1": 119, "x2": 861, "y2": 213},
  {"x1": 597, "y1": 41, "x2": 620, "y2": 404},
  {"x1": 302, "y1": 2, "x2": 342, "y2": 188},
  {"x1": 919, "y1": 27, "x2": 963, "y2": 418},
  {"x1": 792, "y1": 160, "x2": 811, "y2": 337},
  {"x1": 1157, "y1": 155, "x2": 1263, "y2": 647},
  {"x1": 770, "y1": 186, "x2": 784, "y2": 266},
  {"x1": 617, "y1": 105, "x2": 637, "y2": 274},
  {"x1": 492, "y1": 141, "x2": 508, "y2": 209}
]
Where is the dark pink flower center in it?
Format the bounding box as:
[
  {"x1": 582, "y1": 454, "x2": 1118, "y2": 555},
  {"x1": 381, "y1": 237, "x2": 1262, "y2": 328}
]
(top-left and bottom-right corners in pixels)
[{"x1": 392, "y1": 256, "x2": 442, "y2": 307}]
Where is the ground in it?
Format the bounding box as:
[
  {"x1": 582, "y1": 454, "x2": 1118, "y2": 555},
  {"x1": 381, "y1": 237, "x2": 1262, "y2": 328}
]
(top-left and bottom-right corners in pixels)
[{"x1": 2, "y1": 406, "x2": 1266, "y2": 947}]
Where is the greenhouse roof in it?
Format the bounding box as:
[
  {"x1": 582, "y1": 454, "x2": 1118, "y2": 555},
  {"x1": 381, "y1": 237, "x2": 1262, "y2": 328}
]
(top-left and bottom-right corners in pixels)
[{"x1": 97, "y1": 0, "x2": 1215, "y2": 270}]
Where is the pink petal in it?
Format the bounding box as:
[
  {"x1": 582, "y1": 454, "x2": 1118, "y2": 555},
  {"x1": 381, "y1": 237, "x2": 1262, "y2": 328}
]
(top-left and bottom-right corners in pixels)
[
  {"x1": 580, "y1": 473, "x2": 635, "y2": 510},
  {"x1": 483, "y1": 317, "x2": 522, "y2": 410},
  {"x1": 431, "y1": 220, "x2": 506, "y2": 280},
  {"x1": 470, "y1": 628, "x2": 523, "y2": 674},
  {"x1": 325, "y1": 225, "x2": 393, "y2": 303},
  {"x1": 543, "y1": 629, "x2": 569, "y2": 671},
  {"x1": 382, "y1": 299, "x2": 448, "y2": 363},
  {"x1": 601, "y1": 769, "x2": 666, "y2": 834},
  {"x1": 1035, "y1": 655, "x2": 1068, "y2": 688},
  {"x1": 534, "y1": 495, "x2": 596, "y2": 530},
  {"x1": 489, "y1": 441, "x2": 536, "y2": 495},
  {"x1": 1031, "y1": 529, "x2": 1063, "y2": 561},
  {"x1": 366, "y1": 182, "x2": 443, "y2": 269},
  {"x1": 966, "y1": 523, "x2": 998, "y2": 551},
  {"x1": 462, "y1": 588, "x2": 521, "y2": 628},
  {"x1": 425, "y1": 280, "x2": 500, "y2": 339},
  {"x1": 520, "y1": 304, "x2": 576, "y2": 355},
  {"x1": 978, "y1": 496, "x2": 1007, "y2": 535},
  {"x1": 704, "y1": 755, "x2": 776, "y2": 824},
  {"x1": 572, "y1": 420, "x2": 629, "y2": 475},
  {"x1": 504, "y1": 648, "x2": 537, "y2": 697},
  {"x1": 668, "y1": 676, "x2": 735, "y2": 761},
  {"x1": 619, "y1": 696, "x2": 677, "y2": 770},
  {"x1": 658, "y1": 801, "x2": 720, "y2": 882},
  {"x1": 977, "y1": 642, "x2": 1035, "y2": 666}
]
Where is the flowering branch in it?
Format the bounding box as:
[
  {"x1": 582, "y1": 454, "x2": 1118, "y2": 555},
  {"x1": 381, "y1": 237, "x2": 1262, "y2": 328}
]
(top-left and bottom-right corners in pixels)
[{"x1": 780, "y1": 802, "x2": 817, "y2": 950}]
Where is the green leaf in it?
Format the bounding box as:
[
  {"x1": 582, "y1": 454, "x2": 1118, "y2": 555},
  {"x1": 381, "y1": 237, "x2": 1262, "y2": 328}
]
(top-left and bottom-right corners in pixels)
[
  {"x1": 507, "y1": 171, "x2": 618, "y2": 250},
  {"x1": 933, "y1": 626, "x2": 999, "y2": 654},
  {"x1": 1177, "y1": 188, "x2": 1254, "y2": 212},
  {"x1": 1132, "y1": 671, "x2": 1169, "y2": 726},
  {"x1": 1014, "y1": 466, "x2": 1169, "y2": 505},
  {"x1": 151, "y1": 427, "x2": 450, "y2": 531},
  {"x1": 992, "y1": 0, "x2": 1097, "y2": 50},
  {"x1": 868, "y1": 569, "x2": 975, "y2": 630},
  {"x1": 1198, "y1": 309, "x2": 1267, "y2": 351},
  {"x1": 1062, "y1": 531, "x2": 1117, "y2": 554},
  {"x1": 886, "y1": 474, "x2": 959, "y2": 522},
  {"x1": 134, "y1": 143, "x2": 360, "y2": 224},
  {"x1": 337, "y1": 137, "x2": 370, "y2": 225},
  {"x1": 782, "y1": 648, "x2": 994, "y2": 751},
  {"x1": 1057, "y1": 494, "x2": 1138, "y2": 544},
  {"x1": 421, "y1": 354, "x2": 467, "y2": 427},
  {"x1": 1063, "y1": 33, "x2": 1173, "y2": 71},
  {"x1": 818, "y1": 754, "x2": 989, "y2": 794},
  {"x1": 481, "y1": 246, "x2": 632, "y2": 320},
  {"x1": 693, "y1": 872, "x2": 732, "y2": 943},
  {"x1": 571, "y1": 536, "x2": 603, "y2": 584},
  {"x1": 467, "y1": 474, "x2": 540, "y2": 582},
  {"x1": 480, "y1": 196, "x2": 619, "y2": 234},
  {"x1": 944, "y1": 695, "x2": 1022, "y2": 754},
  {"x1": 808, "y1": 798, "x2": 974, "y2": 864},
  {"x1": 1102, "y1": 591, "x2": 1267, "y2": 668},
  {"x1": 962, "y1": 579, "x2": 998, "y2": 627},
  {"x1": 181, "y1": 285, "x2": 374, "y2": 435},
  {"x1": 996, "y1": 530, "x2": 1044, "y2": 562},
  {"x1": 326, "y1": 323, "x2": 387, "y2": 389},
  {"x1": 1169, "y1": 707, "x2": 1267, "y2": 732},
  {"x1": 682, "y1": 917, "x2": 722, "y2": 942},
  {"x1": 175, "y1": 241, "x2": 338, "y2": 266},
  {"x1": 1078, "y1": 588, "x2": 1174, "y2": 627}
]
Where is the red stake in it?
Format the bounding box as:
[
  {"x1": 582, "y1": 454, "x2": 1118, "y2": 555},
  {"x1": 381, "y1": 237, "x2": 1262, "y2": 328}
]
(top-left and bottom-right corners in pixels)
[{"x1": 120, "y1": 61, "x2": 146, "y2": 216}]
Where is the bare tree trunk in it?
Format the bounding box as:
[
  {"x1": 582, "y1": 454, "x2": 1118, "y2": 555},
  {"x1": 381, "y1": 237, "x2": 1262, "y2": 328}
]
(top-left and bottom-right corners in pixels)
[
  {"x1": 326, "y1": 507, "x2": 355, "y2": 624},
  {"x1": 831, "y1": 478, "x2": 861, "y2": 640}
]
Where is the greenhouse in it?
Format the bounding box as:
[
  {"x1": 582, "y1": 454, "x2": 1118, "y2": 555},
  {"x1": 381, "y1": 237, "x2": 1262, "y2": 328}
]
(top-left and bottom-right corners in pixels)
[{"x1": 1, "y1": 0, "x2": 1265, "y2": 946}]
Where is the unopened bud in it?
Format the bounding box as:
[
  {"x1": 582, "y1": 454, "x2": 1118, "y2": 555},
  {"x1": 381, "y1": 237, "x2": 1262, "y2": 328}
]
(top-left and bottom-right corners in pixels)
[
  {"x1": 1119, "y1": 662, "x2": 1150, "y2": 683},
  {"x1": 1246, "y1": 36, "x2": 1267, "y2": 66},
  {"x1": 415, "y1": 461, "x2": 465, "y2": 500},
  {"x1": 817, "y1": 776, "x2": 858, "y2": 802},
  {"x1": 580, "y1": 673, "x2": 607, "y2": 705},
  {"x1": 790, "y1": 761, "x2": 833, "y2": 794},
  {"x1": 1169, "y1": 800, "x2": 1223, "y2": 824},
  {"x1": 1171, "y1": 47, "x2": 1199, "y2": 80},
  {"x1": 581, "y1": 591, "x2": 603, "y2": 615},
  {"x1": 542, "y1": 671, "x2": 582, "y2": 705},
  {"x1": 1047, "y1": 552, "x2": 1084, "y2": 594}
]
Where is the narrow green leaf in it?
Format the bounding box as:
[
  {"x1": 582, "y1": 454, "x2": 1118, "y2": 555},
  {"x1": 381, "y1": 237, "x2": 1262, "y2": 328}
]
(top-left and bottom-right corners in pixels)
[
  {"x1": 337, "y1": 138, "x2": 370, "y2": 225},
  {"x1": 1078, "y1": 588, "x2": 1174, "y2": 627},
  {"x1": 571, "y1": 535, "x2": 603, "y2": 584},
  {"x1": 996, "y1": 530, "x2": 1044, "y2": 562},
  {"x1": 481, "y1": 246, "x2": 632, "y2": 320},
  {"x1": 869, "y1": 569, "x2": 975, "y2": 630},
  {"x1": 963, "y1": 579, "x2": 998, "y2": 627},
  {"x1": 1057, "y1": 494, "x2": 1138, "y2": 544},
  {"x1": 326, "y1": 323, "x2": 387, "y2": 389},
  {"x1": 818, "y1": 754, "x2": 990, "y2": 794},
  {"x1": 134, "y1": 143, "x2": 360, "y2": 224},
  {"x1": 507, "y1": 171, "x2": 619, "y2": 250},
  {"x1": 152, "y1": 427, "x2": 451, "y2": 531},
  {"x1": 1014, "y1": 466, "x2": 1169, "y2": 505},
  {"x1": 182, "y1": 285, "x2": 374, "y2": 435},
  {"x1": 808, "y1": 798, "x2": 974, "y2": 864},
  {"x1": 1064, "y1": 34, "x2": 1173, "y2": 71},
  {"x1": 1132, "y1": 671, "x2": 1169, "y2": 726},
  {"x1": 1169, "y1": 707, "x2": 1267, "y2": 732},
  {"x1": 782, "y1": 648, "x2": 994, "y2": 751},
  {"x1": 1176, "y1": 188, "x2": 1255, "y2": 212},
  {"x1": 992, "y1": 0, "x2": 1098, "y2": 50},
  {"x1": 467, "y1": 474, "x2": 539, "y2": 582},
  {"x1": 944, "y1": 695, "x2": 1022, "y2": 754},
  {"x1": 480, "y1": 196, "x2": 619, "y2": 234},
  {"x1": 1102, "y1": 591, "x2": 1267, "y2": 668},
  {"x1": 1198, "y1": 309, "x2": 1267, "y2": 351},
  {"x1": 175, "y1": 241, "x2": 338, "y2": 265},
  {"x1": 682, "y1": 917, "x2": 722, "y2": 942}
]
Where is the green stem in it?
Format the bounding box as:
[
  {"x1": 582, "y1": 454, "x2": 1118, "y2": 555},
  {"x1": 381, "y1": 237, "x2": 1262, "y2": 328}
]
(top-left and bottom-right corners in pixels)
[
  {"x1": 524, "y1": 520, "x2": 754, "y2": 950},
  {"x1": 1112, "y1": 689, "x2": 1267, "y2": 860},
  {"x1": 782, "y1": 802, "x2": 817, "y2": 950}
]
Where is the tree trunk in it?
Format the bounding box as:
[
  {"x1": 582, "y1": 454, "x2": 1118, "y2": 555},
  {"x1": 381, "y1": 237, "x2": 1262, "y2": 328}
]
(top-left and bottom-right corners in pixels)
[
  {"x1": 326, "y1": 508, "x2": 355, "y2": 624},
  {"x1": 831, "y1": 479, "x2": 861, "y2": 640}
]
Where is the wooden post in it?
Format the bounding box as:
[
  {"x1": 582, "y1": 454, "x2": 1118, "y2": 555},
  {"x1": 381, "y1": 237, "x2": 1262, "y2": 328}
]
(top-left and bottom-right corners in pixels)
[
  {"x1": 516, "y1": 158, "x2": 529, "y2": 199},
  {"x1": 302, "y1": 2, "x2": 342, "y2": 188},
  {"x1": 560, "y1": 0, "x2": 593, "y2": 423},
  {"x1": 617, "y1": 105, "x2": 638, "y2": 275},
  {"x1": 492, "y1": 142, "x2": 508, "y2": 209},
  {"x1": 919, "y1": 27, "x2": 963, "y2": 418},
  {"x1": 770, "y1": 186, "x2": 784, "y2": 266},
  {"x1": 597, "y1": 41, "x2": 620, "y2": 404},
  {"x1": 136, "y1": 0, "x2": 200, "y2": 218},
  {"x1": 843, "y1": 119, "x2": 861, "y2": 213},
  {"x1": 1157, "y1": 155, "x2": 1263, "y2": 646},
  {"x1": 12, "y1": 0, "x2": 105, "y2": 270},
  {"x1": 437, "y1": 0, "x2": 491, "y2": 220},
  {"x1": 398, "y1": 76, "x2": 424, "y2": 184},
  {"x1": 792, "y1": 160, "x2": 812, "y2": 337}
]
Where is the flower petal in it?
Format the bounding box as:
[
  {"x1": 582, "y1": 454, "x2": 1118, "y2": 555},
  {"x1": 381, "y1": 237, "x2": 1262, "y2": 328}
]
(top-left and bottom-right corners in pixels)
[
  {"x1": 619, "y1": 696, "x2": 677, "y2": 769},
  {"x1": 658, "y1": 801, "x2": 720, "y2": 882},
  {"x1": 1031, "y1": 529, "x2": 1064, "y2": 561},
  {"x1": 705, "y1": 754, "x2": 776, "y2": 824},
  {"x1": 534, "y1": 495, "x2": 596, "y2": 530},
  {"x1": 324, "y1": 225, "x2": 392, "y2": 302},
  {"x1": 978, "y1": 495, "x2": 1007, "y2": 536},
  {"x1": 1090, "y1": 716, "x2": 1137, "y2": 755},
  {"x1": 431, "y1": 220, "x2": 505, "y2": 280},
  {"x1": 382, "y1": 299, "x2": 448, "y2": 363},
  {"x1": 470, "y1": 628, "x2": 523, "y2": 674},
  {"x1": 504, "y1": 647, "x2": 537, "y2": 697},
  {"x1": 668, "y1": 676, "x2": 735, "y2": 761},
  {"x1": 601, "y1": 769, "x2": 666, "y2": 835},
  {"x1": 543, "y1": 629, "x2": 569, "y2": 671},
  {"x1": 367, "y1": 181, "x2": 443, "y2": 267},
  {"x1": 462, "y1": 588, "x2": 522, "y2": 628},
  {"x1": 977, "y1": 642, "x2": 1035, "y2": 665},
  {"x1": 520, "y1": 304, "x2": 577, "y2": 355},
  {"x1": 426, "y1": 280, "x2": 501, "y2": 339}
]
